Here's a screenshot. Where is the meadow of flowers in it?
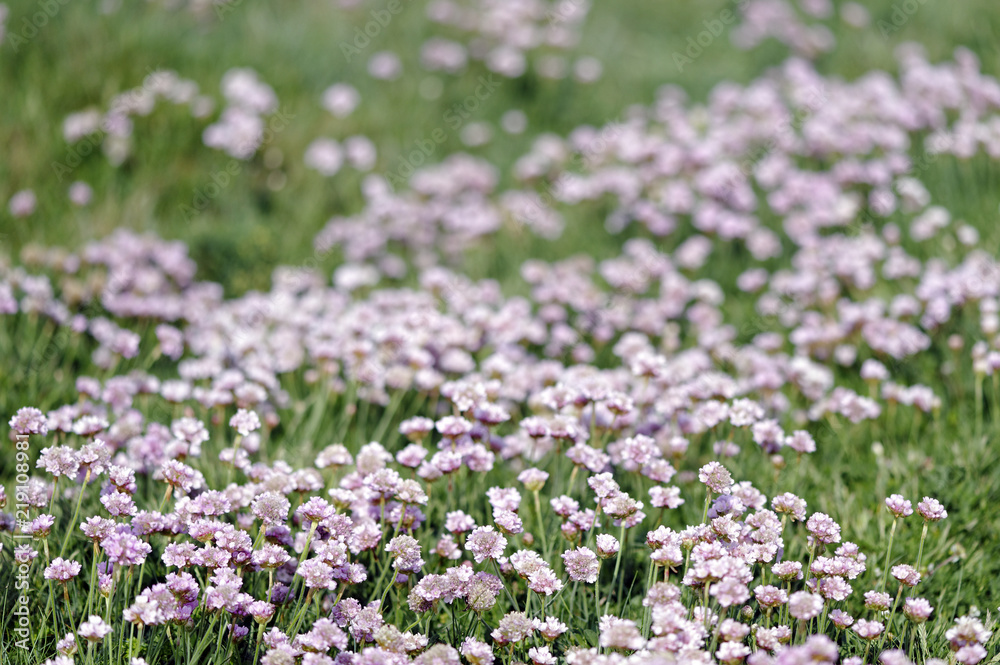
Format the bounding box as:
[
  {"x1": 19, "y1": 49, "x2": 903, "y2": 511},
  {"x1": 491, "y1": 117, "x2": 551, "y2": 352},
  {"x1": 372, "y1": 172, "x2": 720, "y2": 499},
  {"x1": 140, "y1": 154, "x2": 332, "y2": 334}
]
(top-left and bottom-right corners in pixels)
[{"x1": 2, "y1": 1, "x2": 1000, "y2": 664}]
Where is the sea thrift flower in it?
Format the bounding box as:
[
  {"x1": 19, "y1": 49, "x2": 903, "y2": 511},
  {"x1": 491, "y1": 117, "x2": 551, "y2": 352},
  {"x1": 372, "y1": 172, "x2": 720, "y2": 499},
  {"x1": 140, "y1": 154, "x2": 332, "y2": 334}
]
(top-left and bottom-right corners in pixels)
[
  {"x1": 830, "y1": 609, "x2": 854, "y2": 628},
  {"x1": 527, "y1": 568, "x2": 563, "y2": 596},
  {"x1": 460, "y1": 637, "x2": 494, "y2": 665},
  {"x1": 230, "y1": 408, "x2": 261, "y2": 436},
  {"x1": 37, "y1": 446, "x2": 80, "y2": 478},
  {"x1": 785, "y1": 430, "x2": 816, "y2": 454},
  {"x1": 772, "y1": 561, "x2": 803, "y2": 581},
  {"x1": 917, "y1": 497, "x2": 947, "y2": 521},
  {"x1": 853, "y1": 619, "x2": 884, "y2": 640},
  {"x1": 754, "y1": 585, "x2": 788, "y2": 608},
  {"x1": 56, "y1": 633, "x2": 76, "y2": 656},
  {"x1": 562, "y1": 547, "x2": 600, "y2": 583},
  {"x1": 297, "y1": 497, "x2": 334, "y2": 523},
  {"x1": 445, "y1": 511, "x2": 475, "y2": 533},
  {"x1": 78, "y1": 616, "x2": 112, "y2": 643},
  {"x1": 787, "y1": 591, "x2": 823, "y2": 620},
  {"x1": 252, "y1": 491, "x2": 291, "y2": 525},
  {"x1": 598, "y1": 616, "x2": 646, "y2": 651},
  {"x1": 44, "y1": 557, "x2": 83, "y2": 582},
  {"x1": 649, "y1": 486, "x2": 684, "y2": 509},
  {"x1": 595, "y1": 534, "x2": 620, "y2": 558},
  {"x1": 493, "y1": 509, "x2": 523, "y2": 535},
  {"x1": 466, "y1": 526, "x2": 507, "y2": 563},
  {"x1": 698, "y1": 461, "x2": 733, "y2": 495},
  {"x1": 864, "y1": 590, "x2": 892, "y2": 611},
  {"x1": 904, "y1": 597, "x2": 934, "y2": 623},
  {"x1": 386, "y1": 535, "x2": 424, "y2": 573},
  {"x1": 891, "y1": 564, "x2": 921, "y2": 587},
  {"x1": 528, "y1": 645, "x2": 556, "y2": 665},
  {"x1": 518, "y1": 468, "x2": 549, "y2": 492},
  {"x1": 101, "y1": 491, "x2": 137, "y2": 517},
  {"x1": 491, "y1": 612, "x2": 535, "y2": 646},
  {"x1": 805, "y1": 512, "x2": 841, "y2": 545},
  {"x1": 885, "y1": 494, "x2": 913, "y2": 518},
  {"x1": 27, "y1": 514, "x2": 56, "y2": 538},
  {"x1": 772, "y1": 493, "x2": 807, "y2": 521},
  {"x1": 535, "y1": 618, "x2": 568, "y2": 641},
  {"x1": 10, "y1": 407, "x2": 49, "y2": 435},
  {"x1": 946, "y1": 615, "x2": 992, "y2": 649},
  {"x1": 101, "y1": 532, "x2": 152, "y2": 566}
]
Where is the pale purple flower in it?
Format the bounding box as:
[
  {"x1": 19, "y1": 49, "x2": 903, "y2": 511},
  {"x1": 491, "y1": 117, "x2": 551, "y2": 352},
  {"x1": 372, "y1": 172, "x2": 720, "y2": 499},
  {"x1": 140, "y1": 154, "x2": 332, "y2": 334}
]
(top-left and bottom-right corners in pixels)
[
  {"x1": 772, "y1": 492, "x2": 807, "y2": 521},
  {"x1": 229, "y1": 409, "x2": 261, "y2": 436},
  {"x1": 44, "y1": 557, "x2": 83, "y2": 582},
  {"x1": 101, "y1": 491, "x2": 137, "y2": 517},
  {"x1": 891, "y1": 564, "x2": 921, "y2": 587},
  {"x1": 562, "y1": 547, "x2": 600, "y2": 583},
  {"x1": 297, "y1": 497, "x2": 334, "y2": 523},
  {"x1": 917, "y1": 497, "x2": 947, "y2": 522},
  {"x1": 787, "y1": 591, "x2": 823, "y2": 620},
  {"x1": 460, "y1": 637, "x2": 494, "y2": 665},
  {"x1": 534, "y1": 617, "x2": 568, "y2": 641},
  {"x1": 494, "y1": 509, "x2": 523, "y2": 535},
  {"x1": 517, "y1": 468, "x2": 549, "y2": 492},
  {"x1": 853, "y1": 618, "x2": 884, "y2": 640},
  {"x1": 785, "y1": 430, "x2": 816, "y2": 454},
  {"x1": 37, "y1": 446, "x2": 80, "y2": 479},
  {"x1": 526, "y1": 568, "x2": 563, "y2": 596},
  {"x1": 445, "y1": 511, "x2": 475, "y2": 533},
  {"x1": 595, "y1": 534, "x2": 620, "y2": 559},
  {"x1": 252, "y1": 491, "x2": 290, "y2": 525},
  {"x1": 904, "y1": 597, "x2": 934, "y2": 623},
  {"x1": 805, "y1": 512, "x2": 841, "y2": 545},
  {"x1": 698, "y1": 461, "x2": 733, "y2": 495},
  {"x1": 864, "y1": 590, "x2": 891, "y2": 611},
  {"x1": 10, "y1": 407, "x2": 49, "y2": 435},
  {"x1": 885, "y1": 494, "x2": 913, "y2": 518},
  {"x1": 466, "y1": 526, "x2": 506, "y2": 563},
  {"x1": 78, "y1": 616, "x2": 112, "y2": 642},
  {"x1": 830, "y1": 609, "x2": 854, "y2": 629}
]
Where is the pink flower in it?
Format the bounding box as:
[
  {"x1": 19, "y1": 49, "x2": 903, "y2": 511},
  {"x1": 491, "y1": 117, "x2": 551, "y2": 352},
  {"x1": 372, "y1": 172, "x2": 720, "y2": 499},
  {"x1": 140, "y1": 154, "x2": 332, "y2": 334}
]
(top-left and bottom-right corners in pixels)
[
  {"x1": 787, "y1": 591, "x2": 823, "y2": 620},
  {"x1": 78, "y1": 616, "x2": 112, "y2": 642},
  {"x1": 917, "y1": 496, "x2": 947, "y2": 522},
  {"x1": 698, "y1": 461, "x2": 734, "y2": 495},
  {"x1": 466, "y1": 526, "x2": 507, "y2": 563},
  {"x1": 885, "y1": 494, "x2": 913, "y2": 518},
  {"x1": 853, "y1": 618, "x2": 884, "y2": 640}
]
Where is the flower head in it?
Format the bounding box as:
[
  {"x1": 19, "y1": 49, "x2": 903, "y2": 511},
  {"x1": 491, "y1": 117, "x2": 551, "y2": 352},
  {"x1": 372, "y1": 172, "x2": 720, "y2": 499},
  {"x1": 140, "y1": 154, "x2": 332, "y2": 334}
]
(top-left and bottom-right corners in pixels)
[
  {"x1": 698, "y1": 461, "x2": 733, "y2": 495},
  {"x1": 917, "y1": 497, "x2": 947, "y2": 522},
  {"x1": 885, "y1": 494, "x2": 913, "y2": 518},
  {"x1": 466, "y1": 526, "x2": 507, "y2": 563},
  {"x1": 78, "y1": 616, "x2": 112, "y2": 643}
]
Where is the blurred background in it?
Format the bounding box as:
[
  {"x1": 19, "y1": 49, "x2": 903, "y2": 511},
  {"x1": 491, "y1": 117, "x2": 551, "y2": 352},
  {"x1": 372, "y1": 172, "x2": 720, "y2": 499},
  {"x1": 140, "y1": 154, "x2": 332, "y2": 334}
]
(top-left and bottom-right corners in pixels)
[{"x1": 2, "y1": 0, "x2": 999, "y2": 295}]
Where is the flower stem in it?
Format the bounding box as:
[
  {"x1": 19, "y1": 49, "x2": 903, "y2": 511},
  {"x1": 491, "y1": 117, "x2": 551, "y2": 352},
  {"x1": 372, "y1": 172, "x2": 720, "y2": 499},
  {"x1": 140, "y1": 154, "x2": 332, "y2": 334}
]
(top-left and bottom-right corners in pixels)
[
  {"x1": 533, "y1": 490, "x2": 549, "y2": 558},
  {"x1": 606, "y1": 522, "x2": 626, "y2": 612},
  {"x1": 59, "y1": 469, "x2": 91, "y2": 558},
  {"x1": 879, "y1": 518, "x2": 897, "y2": 594}
]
